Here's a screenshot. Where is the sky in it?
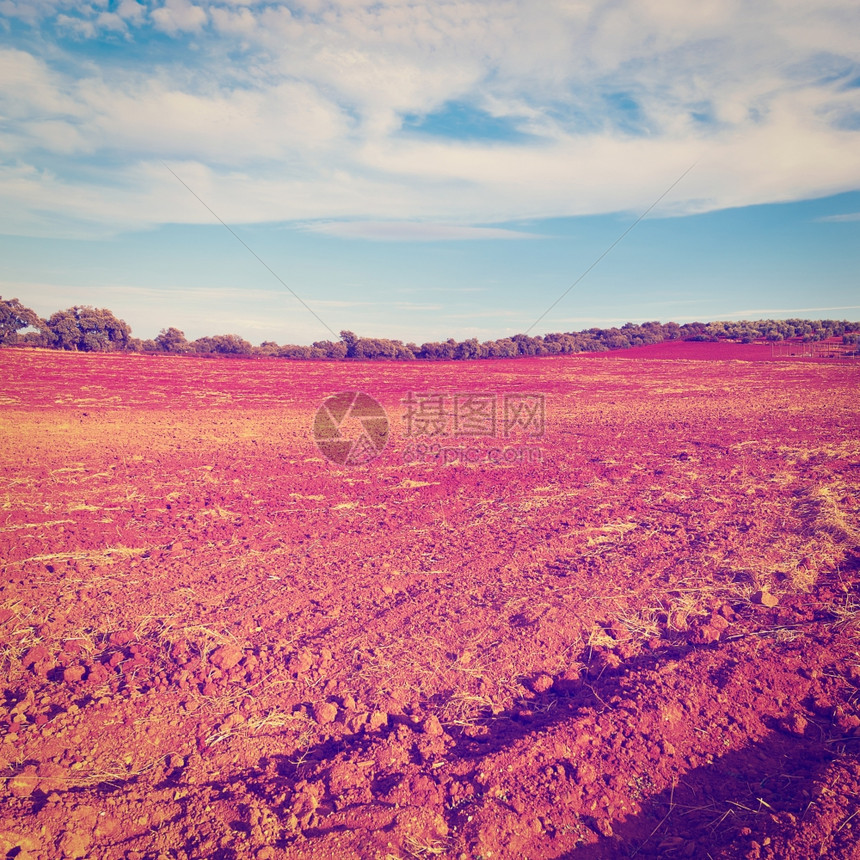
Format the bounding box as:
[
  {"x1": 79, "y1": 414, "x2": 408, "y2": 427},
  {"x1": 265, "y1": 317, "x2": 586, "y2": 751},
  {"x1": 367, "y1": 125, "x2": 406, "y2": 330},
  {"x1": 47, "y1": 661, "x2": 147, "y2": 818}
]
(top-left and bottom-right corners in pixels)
[{"x1": 1, "y1": 0, "x2": 859, "y2": 345}]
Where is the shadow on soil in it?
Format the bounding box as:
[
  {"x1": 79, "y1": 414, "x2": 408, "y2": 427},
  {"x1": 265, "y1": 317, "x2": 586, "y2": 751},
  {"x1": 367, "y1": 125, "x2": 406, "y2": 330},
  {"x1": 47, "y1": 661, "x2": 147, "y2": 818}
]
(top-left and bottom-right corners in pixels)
[
  {"x1": 203, "y1": 596, "x2": 854, "y2": 858},
  {"x1": 560, "y1": 727, "x2": 844, "y2": 858}
]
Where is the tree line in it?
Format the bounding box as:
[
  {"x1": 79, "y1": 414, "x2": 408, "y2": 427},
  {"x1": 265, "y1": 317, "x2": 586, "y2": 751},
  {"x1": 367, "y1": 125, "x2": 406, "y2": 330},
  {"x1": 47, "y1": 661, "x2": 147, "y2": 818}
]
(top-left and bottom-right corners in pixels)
[{"x1": 1, "y1": 297, "x2": 858, "y2": 360}]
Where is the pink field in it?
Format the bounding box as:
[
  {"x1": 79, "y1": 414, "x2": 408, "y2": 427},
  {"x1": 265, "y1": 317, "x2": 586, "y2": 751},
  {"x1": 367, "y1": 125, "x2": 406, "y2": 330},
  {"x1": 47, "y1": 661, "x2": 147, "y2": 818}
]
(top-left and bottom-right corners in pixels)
[{"x1": 1, "y1": 344, "x2": 859, "y2": 859}]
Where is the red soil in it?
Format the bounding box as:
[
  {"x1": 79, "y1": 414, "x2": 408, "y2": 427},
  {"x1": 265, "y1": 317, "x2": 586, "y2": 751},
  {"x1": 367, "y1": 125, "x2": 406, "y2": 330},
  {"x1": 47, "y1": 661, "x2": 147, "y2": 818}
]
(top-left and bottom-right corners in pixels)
[
  {"x1": 1, "y1": 345, "x2": 859, "y2": 859},
  {"x1": 602, "y1": 339, "x2": 857, "y2": 362}
]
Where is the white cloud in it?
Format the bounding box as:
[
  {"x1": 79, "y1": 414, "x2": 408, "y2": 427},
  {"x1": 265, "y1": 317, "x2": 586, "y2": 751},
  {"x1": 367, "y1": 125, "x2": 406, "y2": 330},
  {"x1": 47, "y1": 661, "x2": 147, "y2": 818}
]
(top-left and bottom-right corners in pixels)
[
  {"x1": 0, "y1": 51, "x2": 350, "y2": 163},
  {"x1": 0, "y1": 1, "x2": 858, "y2": 237},
  {"x1": 151, "y1": 0, "x2": 207, "y2": 34},
  {"x1": 117, "y1": 0, "x2": 146, "y2": 22},
  {"x1": 95, "y1": 11, "x2": 129, "y2": 32},
  {"x1": 22, "y1": 3, "x2": 135, "y2": 38},
  {"x1": 210, "y1": 6, "x2": 257, "y2": 34},
  {"x1": 0, "y1": 0, "x2": 66, "y2": 22},
  {"x1": 54, "y1": 13, "x2": 98, "y2": 38},
  {"x1": 0, "y1": 49, "x2": 85, "y2": 121},
  {"x1": 76, "y1": 77, "x2": 349, "y2": 161}
]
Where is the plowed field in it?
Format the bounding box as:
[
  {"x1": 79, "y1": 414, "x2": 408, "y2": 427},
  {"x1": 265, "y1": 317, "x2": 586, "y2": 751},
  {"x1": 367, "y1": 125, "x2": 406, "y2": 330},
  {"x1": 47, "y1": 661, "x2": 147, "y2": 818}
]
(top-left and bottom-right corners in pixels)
[{"x1": 1, "y1": 345, "x2": 859, "y2": 859}]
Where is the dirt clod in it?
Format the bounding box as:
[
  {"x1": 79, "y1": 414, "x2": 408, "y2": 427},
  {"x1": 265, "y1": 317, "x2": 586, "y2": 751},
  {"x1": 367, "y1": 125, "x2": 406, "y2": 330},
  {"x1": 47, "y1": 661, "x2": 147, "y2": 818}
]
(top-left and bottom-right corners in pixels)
[
  {"x1": 63, "y1": 665, "x2": 86, "y2": 683},
  {"x1": 421, "y1": 715, "x2": 444, "y2": 736},
  {"x1": 9, "y1": 767, "x2": 38, "y2": 798},
  {"x1": 314, "y1": 702, "x2": 339, "y2": 725},
  {"x1": 753, "y1": 590, "x2": 780, "y2": 608},
  {"x1": 368, "y1": 710, "x2": 388, "y2": 731},
  {"x1": 209, "y1": 645, "x2": 243, "y2": 670},
  {"x1": 530, "y1": 673, "x2": 554, "y2": 693}
]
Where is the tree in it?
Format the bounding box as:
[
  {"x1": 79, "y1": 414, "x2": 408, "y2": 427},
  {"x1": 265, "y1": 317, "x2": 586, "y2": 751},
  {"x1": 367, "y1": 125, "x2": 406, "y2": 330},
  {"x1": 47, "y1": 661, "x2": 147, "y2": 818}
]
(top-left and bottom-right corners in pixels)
[
  {"x1": 20, "y1": 328, "x2": 53, "y2": 348},
  {"x1": 486, "y1": 338, "x2": 518, "y2": 358},
  {"x1": 128, "y1": 337, "x2": 158, "y2": 352},
  {"x1": 278, "y1": 344, "x2": 313, "y2": 359},
  {"x1": 605, "y1": 333, "x2": 631, "y2": 350},
  {"x1": 662, "y1": 321, "x2": 681, "y2": 340},
  {"x1": 191, "y1": 335, "x2": 252, "y2": 356},
  {"x1": 190, "y1": 336, "x2": 217, "y2": 354},
  {"x1": 45, "y1": 306, "x2": 131, "y2": 351},
  {"x1": 255, "y1": 341, "x2": 281, "y2": 357},
  {"x1": 47, "y1": 310, "x2": 81, "y2": 350},
  {"x1": 155, "y1": 327, "x2": 189, "y2": 354},
  {"x1": 511, "y1": 334, "x2": 543, "y2": 356},
  {"x1": 454, "y1": 338, "x2": 484, "y2": 360},
  {"x1": 340, "y1": 330, "x2": 359, "y2": 358},
  {"x1": 0, "y1": 297, "x2": 43, "y2": 345},
  {"x1": 353, "y1": 337, "x2": 397, "y2": 359},
  {"x1": 312, "y1": 340, "x2": 348, "y2": 359}
]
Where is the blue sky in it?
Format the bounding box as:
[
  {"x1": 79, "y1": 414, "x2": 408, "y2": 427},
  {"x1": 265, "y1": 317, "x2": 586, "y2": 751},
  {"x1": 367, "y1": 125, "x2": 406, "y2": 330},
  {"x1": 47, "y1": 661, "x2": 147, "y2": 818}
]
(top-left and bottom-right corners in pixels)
[{"x1": 1, "y1": 1, "x2": 859, "y2": 345}]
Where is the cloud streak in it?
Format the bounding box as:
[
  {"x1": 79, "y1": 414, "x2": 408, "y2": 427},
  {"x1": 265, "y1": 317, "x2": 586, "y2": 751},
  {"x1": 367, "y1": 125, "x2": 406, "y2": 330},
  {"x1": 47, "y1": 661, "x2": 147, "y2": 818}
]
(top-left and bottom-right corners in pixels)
[
  {"x1": 817, "y1": 212, "x2": 860, "y2": 222},
  {"x1": 306, "y1": 222, "x2": 544, "y2": 241},
  {"x1": 719, "y1": 305, "x2": 860, "y2": 316}
]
